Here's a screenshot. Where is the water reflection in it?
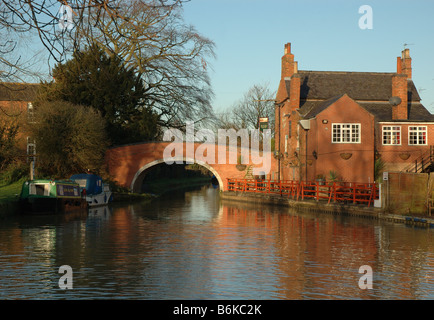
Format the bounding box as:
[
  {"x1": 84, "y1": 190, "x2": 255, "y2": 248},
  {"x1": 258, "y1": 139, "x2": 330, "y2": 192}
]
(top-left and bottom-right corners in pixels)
[{"x1": 0, "y1": 184, "x2": 432, "y2": 299}]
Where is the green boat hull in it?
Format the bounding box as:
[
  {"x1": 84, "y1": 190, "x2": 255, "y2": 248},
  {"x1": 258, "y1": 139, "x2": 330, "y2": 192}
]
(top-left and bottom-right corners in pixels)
[{"x1": 19, "y1": 179, "x2": 88, "y2": 214}]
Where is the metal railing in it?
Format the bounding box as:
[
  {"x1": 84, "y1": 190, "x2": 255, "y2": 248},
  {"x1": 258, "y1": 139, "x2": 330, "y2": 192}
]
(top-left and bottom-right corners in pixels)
[
  {"x1": 227, "y1": 179, "x2": 379, "y2": 207},
  {"x1": 401, "y1": 145, "x2": 434, "y2": 173}
]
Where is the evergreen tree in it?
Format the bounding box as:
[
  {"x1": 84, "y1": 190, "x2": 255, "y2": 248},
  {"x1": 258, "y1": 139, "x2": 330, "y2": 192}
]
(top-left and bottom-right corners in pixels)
[{"x1": 39, "y1": 44, "x2": 159, "y2": 145}]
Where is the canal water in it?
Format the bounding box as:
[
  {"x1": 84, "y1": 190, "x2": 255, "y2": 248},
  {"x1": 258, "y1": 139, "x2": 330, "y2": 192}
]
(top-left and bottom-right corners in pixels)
[{"x1": 0, "y1": 184, "x2": 433, "y2": 300}]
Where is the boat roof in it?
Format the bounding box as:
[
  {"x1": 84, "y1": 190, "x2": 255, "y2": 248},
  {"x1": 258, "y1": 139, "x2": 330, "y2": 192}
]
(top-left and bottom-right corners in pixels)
[
  {"x1": 25, "y1": 179, "x2": 79, "y2": 185},
  {"x1": 70, "y1": 173, "x2": 102, "y2": 179}
]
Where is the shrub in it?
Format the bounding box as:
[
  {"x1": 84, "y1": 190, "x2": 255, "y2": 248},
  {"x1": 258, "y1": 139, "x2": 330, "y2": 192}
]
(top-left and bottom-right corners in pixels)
[
  {"x1": 29, "y1": 100, "x2": 109, "y2": 178},
  {"x1": 0, "y1": 162, "x2": 28, "y2": 185}
]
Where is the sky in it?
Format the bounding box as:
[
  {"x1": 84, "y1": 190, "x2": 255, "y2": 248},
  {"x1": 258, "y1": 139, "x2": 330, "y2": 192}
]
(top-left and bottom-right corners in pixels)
[{"x1": 181, "y1": 0, "x2": 434, "y2": 113}]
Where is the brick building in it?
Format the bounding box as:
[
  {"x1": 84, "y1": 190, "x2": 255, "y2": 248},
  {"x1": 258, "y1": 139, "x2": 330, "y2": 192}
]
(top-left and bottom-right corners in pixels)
[
  {"x1": 274, "y1": 43, "x2": 434, "y2": 183},
  {"x1": 0, "y1": 83, "x2": 39, "y2": 155}
]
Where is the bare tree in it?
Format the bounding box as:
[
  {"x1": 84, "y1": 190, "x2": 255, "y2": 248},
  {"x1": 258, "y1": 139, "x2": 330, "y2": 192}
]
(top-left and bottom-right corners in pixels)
[
  {"x1": 1, "y1": 0, "x2": 216, "y2": 128},
  {"x1": 0, "y1": 2, "x2": 46, "y2": 83},
  {"x1": 76, "y1": 0, "x2": 215, "y2": 128},
  {"x1": 231, "y1": 83, "x2": 276, "y2": 131},
  {"x1": 213, "y1": 109, "x2": 242, "y2": 131}
]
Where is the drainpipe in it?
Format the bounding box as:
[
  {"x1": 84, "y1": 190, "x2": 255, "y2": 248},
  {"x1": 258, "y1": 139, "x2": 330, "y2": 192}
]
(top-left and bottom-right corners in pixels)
[
  {"x1": 305, "y1": 129, "x2": 308, "y2": 181},
  {"x1": 299, "y1": 119, "x2": 311, "y2": 181},
  {"x1": 278, "y1": 104, "x2": 281, "y2": 181}
]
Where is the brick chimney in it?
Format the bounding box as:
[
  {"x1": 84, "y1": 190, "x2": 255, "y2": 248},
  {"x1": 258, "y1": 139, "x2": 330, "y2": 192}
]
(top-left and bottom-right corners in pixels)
[
  {"x1": 280, "y1": 43, "x2": 300, "y2": 110},
  {"x1": 288, "y1": 74, "x2": 301, "y2": 110},
  {"x1": 397, "y1": 48, "x2": 412, "y2": 79},
  {"x1": 391, "y1": 74, "x2": 408, "y2": 120},
  {"x1": 276, "y1": 42, "x2": 301, "y2": 165},
  {"x1": 281, "y1": 43, "x2": 298, "y2": 79}
]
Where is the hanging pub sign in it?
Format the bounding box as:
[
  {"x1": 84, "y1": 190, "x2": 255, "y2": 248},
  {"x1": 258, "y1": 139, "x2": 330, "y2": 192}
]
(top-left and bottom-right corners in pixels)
[{"x1": 259, "y1": 117, "x2": 269, "y2": 131}]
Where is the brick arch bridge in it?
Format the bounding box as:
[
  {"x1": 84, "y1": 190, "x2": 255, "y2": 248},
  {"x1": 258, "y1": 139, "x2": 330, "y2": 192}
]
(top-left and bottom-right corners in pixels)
[{"x1": 105, "y1": 141, "x2": 273, "y2": 193}]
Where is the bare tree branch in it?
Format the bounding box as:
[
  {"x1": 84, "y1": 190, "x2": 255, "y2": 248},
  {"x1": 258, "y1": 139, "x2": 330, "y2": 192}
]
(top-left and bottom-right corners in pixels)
[
  {"x1": 231, "y1": 83, "x2": 276, "y2": 131},
  {"x1": 1, "y1": 0, "x2": 215, "y2": 128}
]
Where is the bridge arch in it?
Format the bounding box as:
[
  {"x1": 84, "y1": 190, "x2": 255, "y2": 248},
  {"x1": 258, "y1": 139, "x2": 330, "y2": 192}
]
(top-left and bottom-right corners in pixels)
[
  {"x1": 130, "y1": 157, "x2": 224, "y2": 193},
  {"x1": 105, "y1": 141, "x2": 272, "y2": 192}
]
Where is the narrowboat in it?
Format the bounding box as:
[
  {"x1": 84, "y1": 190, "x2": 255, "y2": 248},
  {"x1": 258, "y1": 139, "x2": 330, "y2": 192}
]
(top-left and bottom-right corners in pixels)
[
  {"x1": 70, "y1": 173, "x2": 113, "y2": 207},
  {"x1": 19, "y1": 179, "x2": 87, "y2": 214}
]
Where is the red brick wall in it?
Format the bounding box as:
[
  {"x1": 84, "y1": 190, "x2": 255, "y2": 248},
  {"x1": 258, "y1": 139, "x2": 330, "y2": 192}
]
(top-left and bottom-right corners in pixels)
[
  {"x1": 306, "y1": 95, "x2": 375, "y2": 183},
  {"x1": 278, "y1": 95, "x2": 376, "y2": 183},
  {"x1": 391, "y1": 74, "x2": 408, "y2": 120},
  {"x1": 273, "y1": 42, "x2": 301, "y2": 181},
  {"x1": 277, "y1": 100, "x2": 302, "y2": 181},
  {"x1": 106, "y1": 142, "x2": 273, "y2": 192},
  {"x1": 0, "y1": 100, "x2": 31, "y2": 151},
  {"x1": 376, "y1": 122, "x2": 434, "y2": 172}
]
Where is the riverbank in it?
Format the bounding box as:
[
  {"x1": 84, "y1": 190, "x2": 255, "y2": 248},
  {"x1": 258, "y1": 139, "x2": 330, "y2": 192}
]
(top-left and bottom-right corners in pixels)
[
  {"x1": 0, "y1": 176, "x2": 213, "y2": 215},
  {"x1": 0, "y1": 179, "x2": 24, "y2": 215},
  {"x1": 0, "y1": 178, "x2": 24, "y2": 202},
  {"x1": 220, "y1": 191, "x2": 434, "y2": 228}
]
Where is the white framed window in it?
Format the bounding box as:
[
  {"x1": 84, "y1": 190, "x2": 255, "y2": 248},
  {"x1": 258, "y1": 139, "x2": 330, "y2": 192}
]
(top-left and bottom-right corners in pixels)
[
  {"x1": 409, "y1": 126, "x2": 427, "y2": 145},
  {"x1": 332, "y1": 123, "x2": 361, "y2": 143},
  {"x1": 27, "y1": 102, "x2": 35, "y2": 123},
  {"x1": 382, "y1": 126, "x2": 401, "y2": 145}
]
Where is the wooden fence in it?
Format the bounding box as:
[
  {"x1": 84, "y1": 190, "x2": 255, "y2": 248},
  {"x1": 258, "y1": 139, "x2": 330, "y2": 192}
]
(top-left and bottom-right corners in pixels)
[{"x1": 227, "y1": 179, "x2": 379, "y2": 207}]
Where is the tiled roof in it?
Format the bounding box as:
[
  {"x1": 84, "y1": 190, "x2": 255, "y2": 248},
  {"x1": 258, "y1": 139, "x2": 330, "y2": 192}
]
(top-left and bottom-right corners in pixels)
[
  {"x1": 287, "y1": 70, "x2": 432, "y2": 122},
  {"x1": 299, "y1": 97, "x2": 434, "y2": 122},
  {"x1": 361, "y1": 102, "x2": 434, "y2": 122},
  {"x1": 0, "y1": 83, "x2": 39, "y2": 101},
  {"x1": 301, "y1": 95, "x2": 344, "y2": 119},
  {"x1": 287, "y1": 71, "x2": 421, "y2": 101}
]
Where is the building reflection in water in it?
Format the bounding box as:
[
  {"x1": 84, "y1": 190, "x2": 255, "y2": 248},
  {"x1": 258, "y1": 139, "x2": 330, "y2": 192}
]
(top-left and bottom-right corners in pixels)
[
  {"x1": 0, "y1": 185, "x2": 432, "y2": 299},
  {"x1": 215, "y1": 200, "x2": 433, "y2": 299}
]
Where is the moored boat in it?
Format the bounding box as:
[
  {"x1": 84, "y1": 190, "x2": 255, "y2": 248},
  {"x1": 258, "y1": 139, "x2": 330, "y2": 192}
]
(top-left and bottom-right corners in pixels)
[
  {"x1": 70, "y1": 173, "x2": 113, "y2": 207},
  {"x1": 19, "y1": 179, "x2": 87, "y2": 214}
]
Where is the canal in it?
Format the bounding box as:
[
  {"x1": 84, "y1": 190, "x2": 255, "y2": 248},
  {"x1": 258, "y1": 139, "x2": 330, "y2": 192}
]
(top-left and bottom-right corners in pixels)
[{"x1": 0, "y1": 184, "x2": 432, "y2": 299}]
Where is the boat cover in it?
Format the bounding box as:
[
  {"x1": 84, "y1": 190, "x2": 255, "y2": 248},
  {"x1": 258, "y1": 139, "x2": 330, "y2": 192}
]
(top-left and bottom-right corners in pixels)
[{"x1": 70, "y1": 173, "x2": 103, "y2": 195}]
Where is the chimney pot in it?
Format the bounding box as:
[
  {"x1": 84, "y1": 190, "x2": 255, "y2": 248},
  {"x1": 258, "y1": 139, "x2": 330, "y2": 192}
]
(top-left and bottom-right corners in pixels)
[
  {"x1": 281, "y1": 42, "x2": 297, "y2": 79},
  {"x1": 397, "y1": 57, "x2": 402, "y2": 74},
  {"x1": 400, "y1": 48, "x2": 412, "y2": 79},
  {"x1": 284, "y1": 43, "x2": 291, "y2": 55}
]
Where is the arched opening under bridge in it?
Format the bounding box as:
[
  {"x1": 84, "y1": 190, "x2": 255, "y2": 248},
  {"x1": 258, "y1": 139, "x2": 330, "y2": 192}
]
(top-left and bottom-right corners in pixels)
[{"x1": 130, "y1": 157, "x2": 224, "y2": 194}]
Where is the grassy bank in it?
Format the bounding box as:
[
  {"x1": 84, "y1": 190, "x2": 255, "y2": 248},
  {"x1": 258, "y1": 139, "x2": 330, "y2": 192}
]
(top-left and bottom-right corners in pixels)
[
  {"x1": 0, "y1": 175, "x2": 212, "y2": 209},
  {"x1": 0, "y1": 179, "x2": 24, "y2": 214},
  {"x1": 0, "y1": 178, "x2": 24, "y2": 204}
]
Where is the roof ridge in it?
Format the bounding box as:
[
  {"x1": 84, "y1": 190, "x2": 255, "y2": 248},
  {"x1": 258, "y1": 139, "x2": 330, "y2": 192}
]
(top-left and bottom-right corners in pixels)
[{"x1": 298, "y1": 70, "x2": 396, "y2": 75}]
